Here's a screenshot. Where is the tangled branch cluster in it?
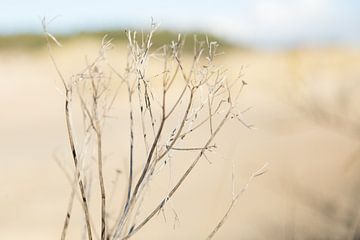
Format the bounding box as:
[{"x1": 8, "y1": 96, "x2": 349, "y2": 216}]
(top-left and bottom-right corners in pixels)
[{"x1": 43, "y1": 20, "x2": 260, "y2": 240}]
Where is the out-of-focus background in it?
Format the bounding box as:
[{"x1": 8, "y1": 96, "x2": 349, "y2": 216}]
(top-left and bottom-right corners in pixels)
[{"x1": 1, "y1": 1, "x2": 360, "y2": 239}]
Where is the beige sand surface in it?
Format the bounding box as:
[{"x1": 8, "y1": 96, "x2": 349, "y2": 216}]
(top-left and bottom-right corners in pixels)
[{"x1": 1, "y1": 41, "x2": 359, "y2": 239}]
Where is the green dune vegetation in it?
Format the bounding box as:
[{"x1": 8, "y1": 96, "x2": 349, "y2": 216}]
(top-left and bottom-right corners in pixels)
[{"x1": 0, "y1": 30, "x2": 239, "y2": 52}]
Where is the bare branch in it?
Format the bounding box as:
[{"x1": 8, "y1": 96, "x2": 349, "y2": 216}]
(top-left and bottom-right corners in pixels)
[{"x1": 206, "y1": 163, "x2": 268, "y2": 240}]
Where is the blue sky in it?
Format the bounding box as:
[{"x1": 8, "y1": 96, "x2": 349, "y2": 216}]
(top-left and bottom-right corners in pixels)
[{"x1": 1, "y1": 0, "x2": 359, "y2": 48}]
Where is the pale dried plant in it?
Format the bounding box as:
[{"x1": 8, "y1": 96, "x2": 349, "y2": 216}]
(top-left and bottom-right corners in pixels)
[{"x1": 43, "y1": 18, "x2": 266, "y2": 240}]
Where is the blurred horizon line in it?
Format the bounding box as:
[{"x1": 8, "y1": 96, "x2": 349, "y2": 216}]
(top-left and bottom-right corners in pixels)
[
  {"x1": 1, "y1": 24, "x2": 359, "y2": 51},
  {"x1": 2, "y1": 0, "x2": 360, "y2": 50}
]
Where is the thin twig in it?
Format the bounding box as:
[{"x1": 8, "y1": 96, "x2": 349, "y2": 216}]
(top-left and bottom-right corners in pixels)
[
  {"x1": 43, "y1": 18, "x2": 93, "y2": 240},
  {"x1": 206, "y1": 163, "x2": 268, "y2": 239}
]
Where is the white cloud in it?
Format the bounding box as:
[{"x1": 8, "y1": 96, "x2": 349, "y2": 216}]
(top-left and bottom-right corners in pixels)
[
  {"x1": 250, "y1": 0, "x2": 334, "y2": 32},
  {"x1": 191, "y1": 0, "x2": 347, "y2": 47}
]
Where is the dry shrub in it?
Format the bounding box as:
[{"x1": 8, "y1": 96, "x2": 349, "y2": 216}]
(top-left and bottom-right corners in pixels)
[{"x1": 43, "y1": 19, "x2": 266, "y2": 240}]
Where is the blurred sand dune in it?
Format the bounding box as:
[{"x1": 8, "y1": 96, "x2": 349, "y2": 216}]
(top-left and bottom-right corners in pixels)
[{"x1": 1, "y1": 41, "x2": 360, "y2": 239}]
